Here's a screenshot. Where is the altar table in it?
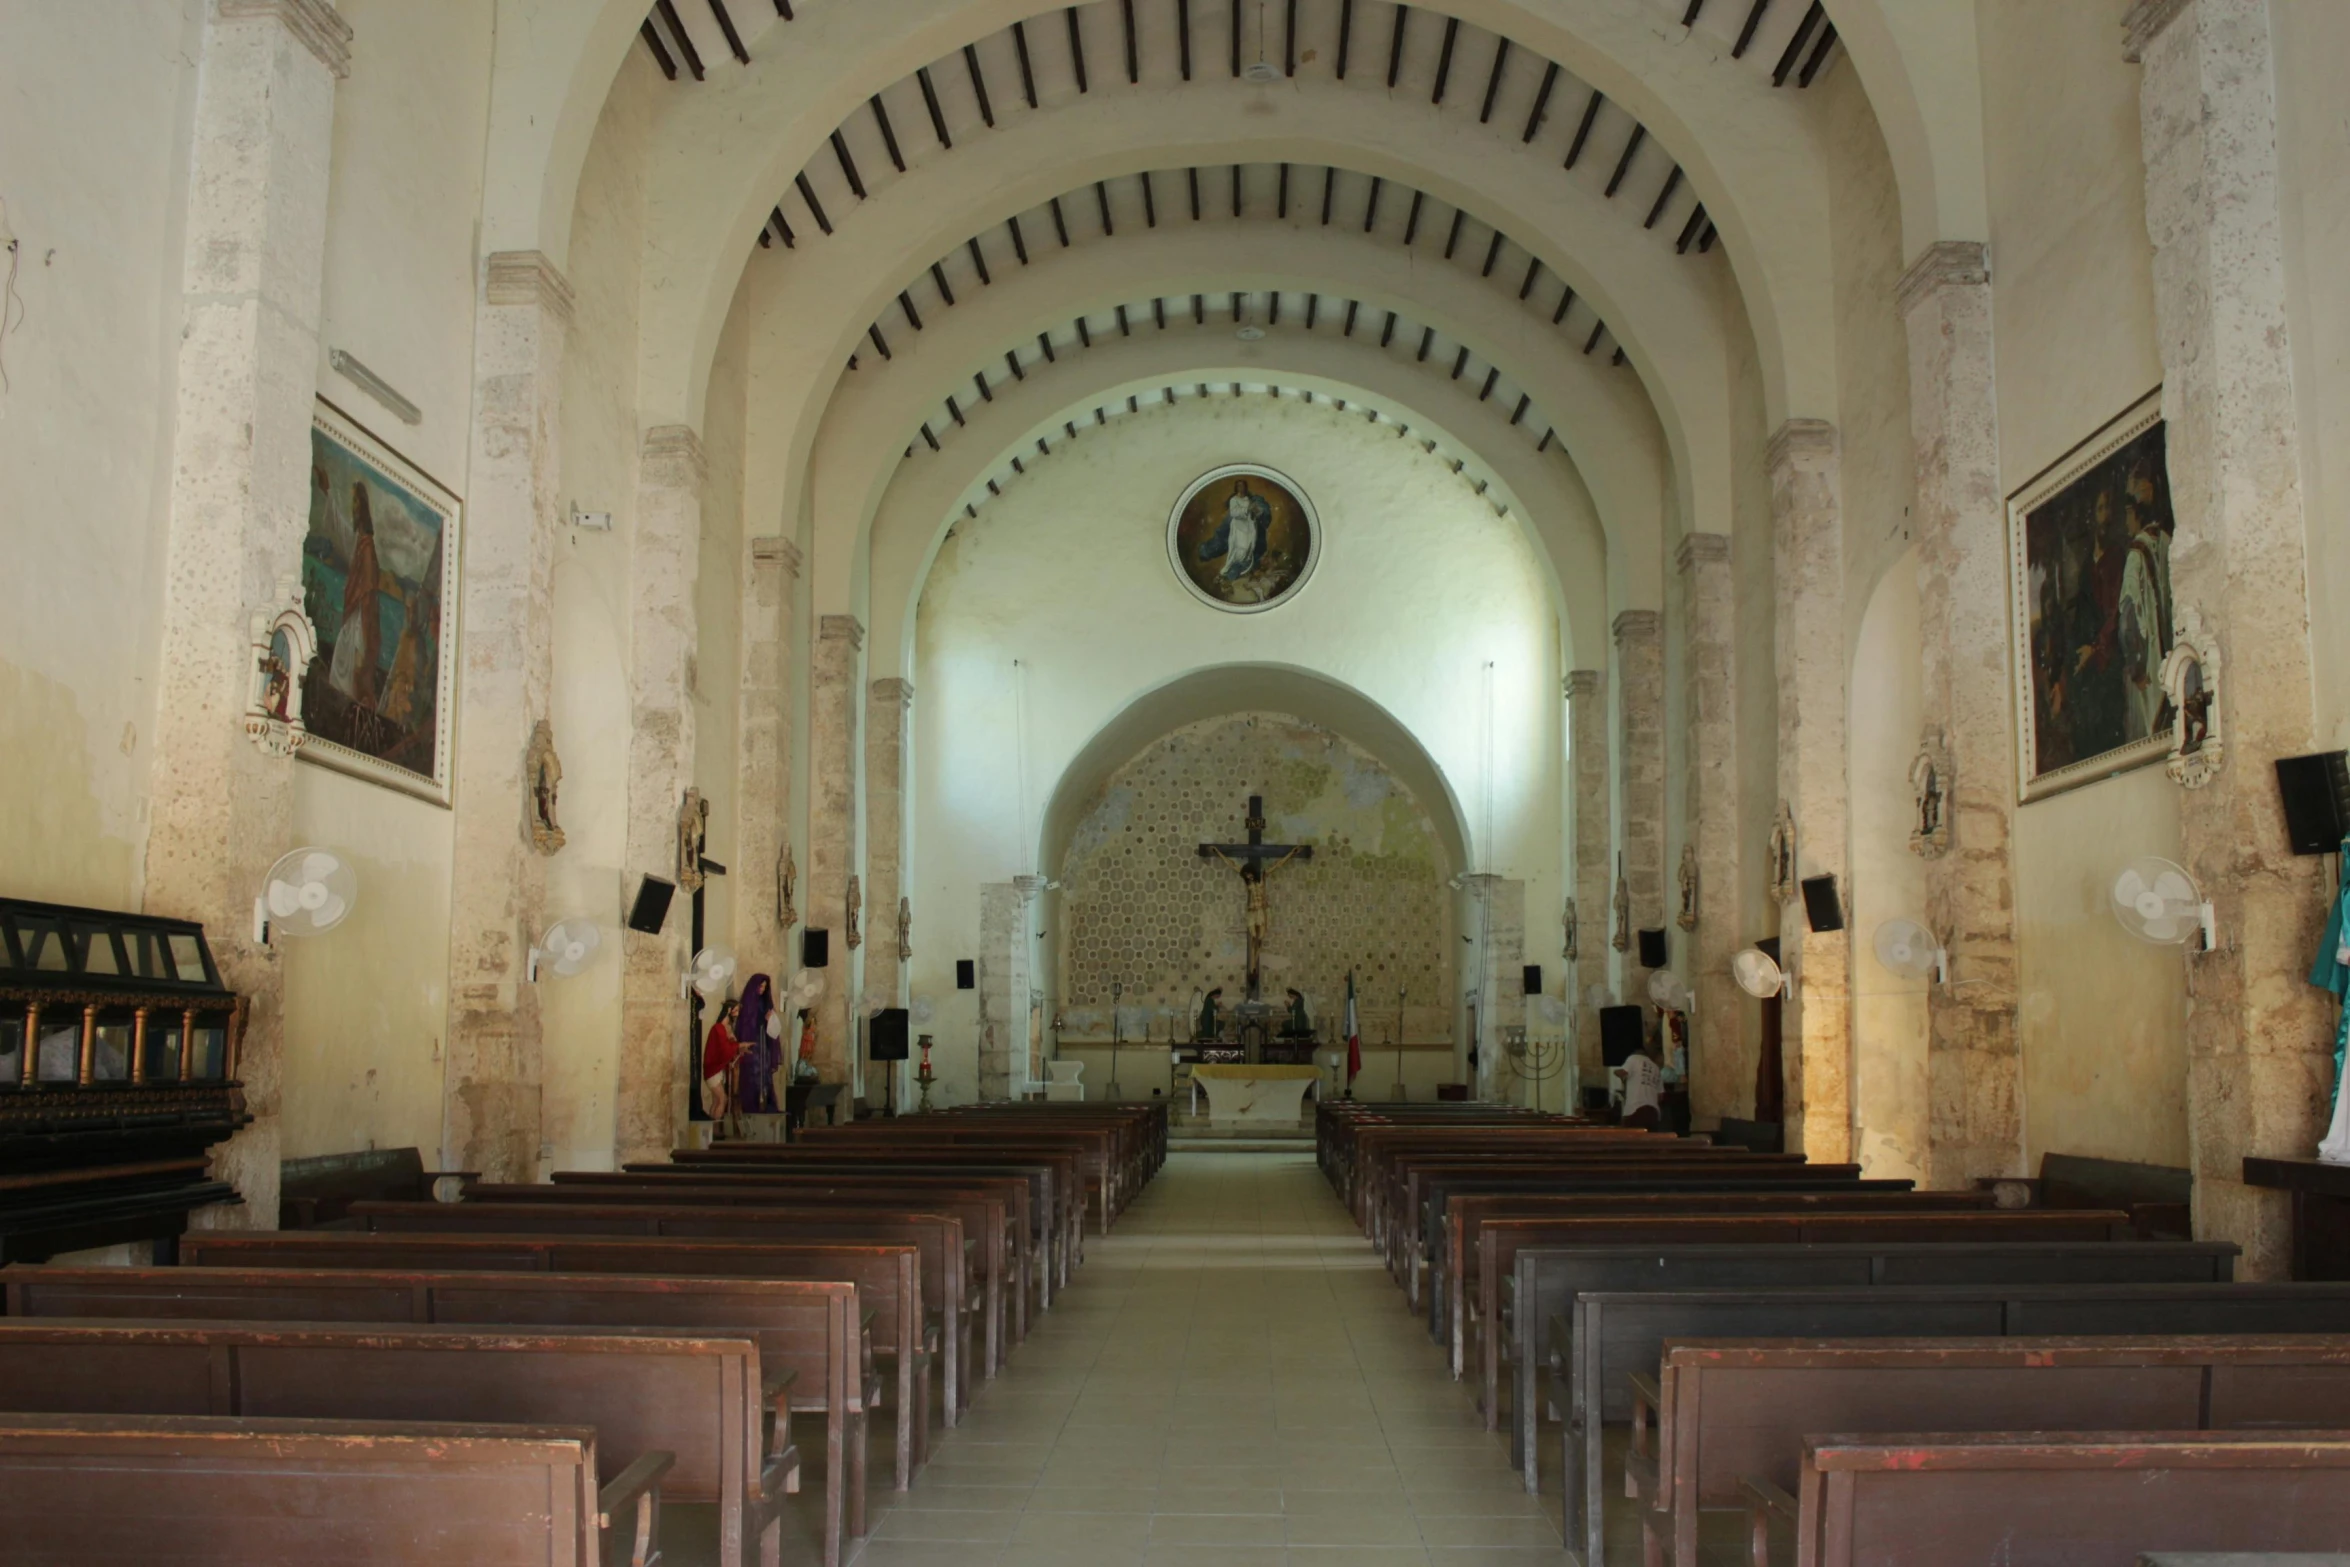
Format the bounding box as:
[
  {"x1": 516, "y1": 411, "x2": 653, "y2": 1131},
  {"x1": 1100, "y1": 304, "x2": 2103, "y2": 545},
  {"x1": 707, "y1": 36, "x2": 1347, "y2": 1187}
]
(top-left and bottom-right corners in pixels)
[{"x1": 1191, "y1": 1063, "x2": 1320, "y2": 1125}]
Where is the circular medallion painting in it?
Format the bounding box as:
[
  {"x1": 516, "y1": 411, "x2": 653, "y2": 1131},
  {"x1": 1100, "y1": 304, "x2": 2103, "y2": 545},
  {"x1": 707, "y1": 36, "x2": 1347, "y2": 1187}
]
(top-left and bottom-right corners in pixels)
[{"x1": 1167, "y1": 464, "x2": 1320, "y2": 613}]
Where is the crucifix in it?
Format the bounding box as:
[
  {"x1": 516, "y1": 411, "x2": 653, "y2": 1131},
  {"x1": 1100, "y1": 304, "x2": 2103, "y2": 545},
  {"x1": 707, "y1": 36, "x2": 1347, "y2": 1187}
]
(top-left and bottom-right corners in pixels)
[{"x1": 1198, "y1": 794, "x2": 1313, "y2": 1002}]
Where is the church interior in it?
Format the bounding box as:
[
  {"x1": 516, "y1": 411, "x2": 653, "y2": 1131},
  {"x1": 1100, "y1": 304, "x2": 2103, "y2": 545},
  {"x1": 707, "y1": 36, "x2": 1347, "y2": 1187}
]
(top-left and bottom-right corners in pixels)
[{"x1": 5, "y1": 0, "x2": 2350, "y2": 1561}]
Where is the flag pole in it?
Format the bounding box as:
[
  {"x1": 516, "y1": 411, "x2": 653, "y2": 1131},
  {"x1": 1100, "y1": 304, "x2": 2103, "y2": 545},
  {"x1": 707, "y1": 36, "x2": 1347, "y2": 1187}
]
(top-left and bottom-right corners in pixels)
[{"x1": 1390, "y1": 984, "x2": 1409, "y2": 1103}]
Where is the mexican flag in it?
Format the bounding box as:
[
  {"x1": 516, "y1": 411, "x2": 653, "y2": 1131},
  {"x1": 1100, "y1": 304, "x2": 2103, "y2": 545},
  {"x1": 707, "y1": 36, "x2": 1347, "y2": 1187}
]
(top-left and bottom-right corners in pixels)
[{"x1": 1345, "y1": 970, "x2": 1362, "y2": 1086}]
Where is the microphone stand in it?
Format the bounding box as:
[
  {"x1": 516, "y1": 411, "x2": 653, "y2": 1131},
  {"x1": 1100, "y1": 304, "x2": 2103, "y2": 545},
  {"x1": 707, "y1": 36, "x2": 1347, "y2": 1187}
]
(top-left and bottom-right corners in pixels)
[
  {"x1": 1391, "y1": 984, "x2": 1410, "y2": 1103},
  {"x1": 1107, "y1": 978, "x2": 1124, "y2": 1102}
]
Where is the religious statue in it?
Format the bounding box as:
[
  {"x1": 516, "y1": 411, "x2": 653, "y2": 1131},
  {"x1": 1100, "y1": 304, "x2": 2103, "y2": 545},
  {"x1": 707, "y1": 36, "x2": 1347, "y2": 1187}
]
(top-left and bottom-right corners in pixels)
[
  {"x1": 845, "y1": 874, "x2": 862, "y2": 950},
  {"x1": 778, "y1": 842, "x2": 797, "y2": 928},
  {"x1": 896, "y1": 895, "x2": 913, "y2": 961},
  {"x1": 1282, "y1": 987, "x2": 1313, "y2": 1038},
  {"x1": 525, "y1": 719, "x2": 566, "y2": 855},
  {"x1": 1909, "y1": 728, "x2": 1952, "y2": 858},
  {"x1": 1562, "y1": 897, "x2": 1578, "y2": 962},
  {"x1": 700, "y1": 997, "x2": 741, "y2": 1125},
  {"x1": 242, "y1": 577, "x2": 316, "y2": 758},
  {"x1": 1768, "y1": 802, "x2": 1799, "y2": 904},
  {"x1": 1198, "y1": 793, "x2": 1313, "y2": 999},
  {"x1": 1676, "y1": 844, "x2": 1699, "y2": 932},
  {"x1": 793, "y1": 1007, "x2": 820, "y2": 1083},
  {"x1": 677, "y1": 789, "x2": 710, "y2": 892},
  {"x1": 1197, "y1": 987, "x2": 1224, "y2": 1044},
  {"x1": 733, "y1": 973, "x2": 781, "y2": 1114},
  {"x1": 1611, "y1": 854, "x2": 1631, "y2": 953},
  {"x1": 2161, "y1": 607, "x2": 2223, "y2": 789}
]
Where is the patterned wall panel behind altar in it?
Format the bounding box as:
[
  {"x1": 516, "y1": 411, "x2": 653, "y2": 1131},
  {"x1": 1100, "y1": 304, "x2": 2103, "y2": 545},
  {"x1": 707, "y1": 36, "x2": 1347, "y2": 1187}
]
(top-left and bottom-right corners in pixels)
[{"x1": 1059, "y1": 712, "x2": 1453, "y2": 1042}]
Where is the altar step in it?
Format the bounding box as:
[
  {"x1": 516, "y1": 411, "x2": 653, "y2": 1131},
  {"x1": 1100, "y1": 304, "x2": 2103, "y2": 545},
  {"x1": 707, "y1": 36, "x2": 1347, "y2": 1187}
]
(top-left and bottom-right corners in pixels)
[{"x1": 1168, "y1": 1115, "x2": 1314, "y2": 1153}]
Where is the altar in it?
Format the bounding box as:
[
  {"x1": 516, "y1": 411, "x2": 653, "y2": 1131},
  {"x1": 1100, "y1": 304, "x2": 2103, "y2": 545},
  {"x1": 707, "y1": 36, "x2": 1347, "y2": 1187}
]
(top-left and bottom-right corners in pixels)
[{"x1": 1191, "y1": 1063, "x2": 1320, "y2": 1125}]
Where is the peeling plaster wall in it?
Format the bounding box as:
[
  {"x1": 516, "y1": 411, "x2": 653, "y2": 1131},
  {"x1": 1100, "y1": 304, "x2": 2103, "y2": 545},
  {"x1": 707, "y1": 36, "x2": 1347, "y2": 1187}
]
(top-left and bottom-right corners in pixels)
[
  {"x1": 1979, "y1": 0, "x2": 2187, "y2": 1171},
  {"x1": 1849, "y1": 547, "x2": 1928, "y2": 1182},
  {"x1": 693, "y1": 289, "x2": 754, "y2": 963},
  {"x1": 908, "y1": 392, "x2": 1562, "y2": 1107}
]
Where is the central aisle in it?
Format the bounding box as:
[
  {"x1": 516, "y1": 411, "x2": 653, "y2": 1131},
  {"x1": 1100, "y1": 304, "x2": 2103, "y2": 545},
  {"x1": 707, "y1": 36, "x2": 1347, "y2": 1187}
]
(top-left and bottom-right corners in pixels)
[{"x1": 850, "y1": 1150, "x2": 1566, "y2": 1566}]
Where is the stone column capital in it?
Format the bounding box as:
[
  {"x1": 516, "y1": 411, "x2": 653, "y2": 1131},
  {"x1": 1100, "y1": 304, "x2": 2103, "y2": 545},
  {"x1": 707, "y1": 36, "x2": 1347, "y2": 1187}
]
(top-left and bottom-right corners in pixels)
[
  {"x1": 641, "y1": 425, "x2": 706, "y2": 488},
  {"x1": 1013, "y1": 874, "x2": 1050, "y2": 898},
  {"x1": 1612, "y1": 609, "x2": 1661, "y2": 644},
  {"x1": 750, "y1": 535, "x2": 802, "y2": 576},
  {"x1": 217, "y1": 0, "x2": 352, "y2": 78},
  {"x1": 484, "y1": 250, "x2": 575, "y2": 327},
  {"x1": 819, "y1": 614, "x2": 866, "y2": 649},
  {"x1": 1894, "y1": 240, "x2": 1992, "y2": 318},
  {"x1": 2122, "y1": 0, "x2": 2194, "y2": 62},
  {"x1": 871, "y1": 676, "x2": 914, "y2": 708},
  {"x1": 1675, "y1": 532, "x2": 1732, "y2": 573},
  {"x1": 1565, "y1": 668, "x2": 1603, "y2": 701},
  {"x1": 1766, "y1": 418, "x2": 1839, "y2": 475}
]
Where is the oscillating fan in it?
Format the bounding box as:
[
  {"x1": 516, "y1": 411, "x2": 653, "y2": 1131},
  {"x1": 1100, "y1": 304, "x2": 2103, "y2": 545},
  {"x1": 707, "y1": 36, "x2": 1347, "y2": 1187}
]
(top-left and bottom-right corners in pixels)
[
  {"x1": 685, "y1": 945, "x2": 739, "y2": 999},
  {"x1": 2110, "y1": 857, "x2": 2214, "y2": 948},
  {"x1": 1731, "y1": 946, "x2": 1786, "y2": 999},
  {"x1": 528, "y1": 918, "x2": 602, "y2": 983},
  {"x1": 255, "y1": 848, "x2": 357, "y2": 943},
  {"x1": 1646, "y1": 969, "x2": 1694, "y2": 1012},
  {"x1": 1873, "y1": 919, "x2": 1948, "y2": 984}
]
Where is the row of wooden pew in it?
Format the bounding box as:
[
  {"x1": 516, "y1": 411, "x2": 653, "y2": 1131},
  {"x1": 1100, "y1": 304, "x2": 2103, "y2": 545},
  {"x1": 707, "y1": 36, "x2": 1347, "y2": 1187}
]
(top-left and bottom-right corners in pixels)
[
  {"x1": 1317, "y1": 1099, "x2": 2350, "y2": 1566},
  {"x1": 0, "y1": 1102, "x2": 1166, "y2": 1567}
]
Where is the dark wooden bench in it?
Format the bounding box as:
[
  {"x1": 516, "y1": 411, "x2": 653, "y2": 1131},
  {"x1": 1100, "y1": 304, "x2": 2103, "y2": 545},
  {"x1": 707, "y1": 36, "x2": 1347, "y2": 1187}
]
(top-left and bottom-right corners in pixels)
[
  {"x1": 1505, "y1": 1239, "x2": 2244, "y2": 1488},
  {"x1": 1772, "y1": 1431, "x2": 2350, "y2": 1567},
  {"x1": 793, "y1": 1125, "x2": 1127, "y2": 1234},
  {"x1": 0, "y1": 1320, "x2": 798, "y2": 1567},
  {"x1": 0, "y1": 1413, "x2": 668, "y2": 1567},
  {"x1": 1553, "y1": 1281, "x2": 2350, "y2": 1565},
  {"x1": 176, "y1": 1228, "x2": 937, "y2": 1482},
  {"x1": 1979, "y1": 1151, "x2": 2196, "y2": 1241},
  {"x1": 5, "y1": 1264, "x2": 870, "y2": 1558},
  {"x1": 1635, "y1": 1335, "x2": 2350, "y2": 1567},
  {"x1": 277, "y1": 1146, "x2": 476, "y2": 1227}
]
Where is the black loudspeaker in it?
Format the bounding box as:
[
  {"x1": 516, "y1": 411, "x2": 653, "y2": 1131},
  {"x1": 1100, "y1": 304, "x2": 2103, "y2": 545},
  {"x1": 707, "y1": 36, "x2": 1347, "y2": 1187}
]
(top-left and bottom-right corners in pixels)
[
  {"x1": 1599, "y1": 1005, "x2": 1646, "y2": 1067},
  {"x1": 955, "y1": 960, "x2": 976, "y2": 990},
  {"x1": 1637, "y1": 928, "x2": 1667, "y2": 969},
  {"x1": 1522, "y1": 964, "x2": 1543, "y2": 995},
  {"x1": 869, "y1": 1008, "x2": 910, "y2": 1062},
  {"x1": 2276, "y1": 751, "x2": 2350, "y2": 855},
  {"x1": 625, "y1": 876, "x2": 675, "y2": 935},
  {"x1": 1801, "y1": 874, "x2": 1845, "y2": 933},
  {"x1": 802, "y1": 929, "x2": 830, "y2": 968}
]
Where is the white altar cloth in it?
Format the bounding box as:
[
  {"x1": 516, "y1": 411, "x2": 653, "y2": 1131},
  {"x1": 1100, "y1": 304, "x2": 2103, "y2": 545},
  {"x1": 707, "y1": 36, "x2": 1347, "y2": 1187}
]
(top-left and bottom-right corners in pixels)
[{"x1": 1191, "y1": 1064, "x2": 1319, "y2": 1124}]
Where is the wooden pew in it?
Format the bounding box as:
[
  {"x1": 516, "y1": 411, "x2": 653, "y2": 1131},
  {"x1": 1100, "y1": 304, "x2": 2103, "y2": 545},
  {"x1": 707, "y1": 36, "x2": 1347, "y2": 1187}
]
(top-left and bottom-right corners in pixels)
[
  {"x1": 0, "y1": 1320, "x2": 800, "y2": 1567},
  {"x1": 1504, "y1": 1239, "x2": 2245, "y2": 1489},
  {"x1": 1378, "y1": 1145, "x2": 1816, "y2": 1254},
  {"x1": 277, "y1": 1146, "x2": 477, "y2": 1227},
  {"x1": 338, "y1": 1200, "x2": 978, "y2": 1423},
  {"x1": 793, "y1": 1125, "x2": 1128, "y2": 1235},
  {"x1": 5, "y1": 1264, "x2": 875, "y2": 1549},
  {"x1": 1554, "y1": 1281, "x2": 2350, "y2": 1566},
  {"x1": 1634, "y1": 1335, "x2": 2350, "y2": 1567},
  {"x1": 1767, "y1": 1431, "x2": 2350, "y2": 1567},
  {"x1": 0, "y1": 1413, "x2": 668, "y2": 1567},
  {"x1": 177, "y1": 1229, "x2": 937, "y2": 1480}
]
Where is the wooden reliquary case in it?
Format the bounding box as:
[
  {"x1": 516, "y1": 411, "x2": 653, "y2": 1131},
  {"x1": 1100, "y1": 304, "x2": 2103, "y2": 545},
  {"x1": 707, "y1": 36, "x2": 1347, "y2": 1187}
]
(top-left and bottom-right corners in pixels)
[{"x1": 0, "y1": 898, "x2": 251, "y2": 1261}]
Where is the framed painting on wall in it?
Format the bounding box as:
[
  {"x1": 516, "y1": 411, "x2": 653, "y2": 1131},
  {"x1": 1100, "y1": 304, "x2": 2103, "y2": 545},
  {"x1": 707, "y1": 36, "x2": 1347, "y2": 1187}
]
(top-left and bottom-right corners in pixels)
[
  {"x1": 1167, "y1": 463, "x2": 1320, "y2": 612},
  {"x1": 2007, "y1": 387, "x2": 2176, "y2": 802},
  {"x1": 297, "y1": 399, "x2": 462, "y2": 804}
]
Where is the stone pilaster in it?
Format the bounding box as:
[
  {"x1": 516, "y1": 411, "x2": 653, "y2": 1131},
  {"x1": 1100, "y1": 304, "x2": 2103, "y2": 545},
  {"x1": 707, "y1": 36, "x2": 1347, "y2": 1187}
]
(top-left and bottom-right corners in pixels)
[
  {"x1": 144, "y1": 0, "x2": 349, "y2": 1230},
  {"x1": 1677, "y1": 534, "x2": 1743, "y2": 1123},
  {"x1": 1898, "y1": 240, "x2": 2025, "y2": 1188},
  {"x1": 808, "y1": 615, "x2": 864, "y2": 1085},
  {"x1": 614, "y1": 425, "x2": 706, "y2": 1165},
  {"x1": 440, "y1": 249, "x2": 573, "y2": 1182},
  {"x1": 2130, "y1": 0, "x2": 2329, "y2": 1277},
  {"x1": 862, "y1": 677, "x2": 914, "y2": 1100},
  {"x1": 976, "y1": 875, "x2": 1044, "y2": 1101},
  {"x1": 1461, "y1": 875, "x2": 1526, "y2": 1103},
  {"x1": 1614, "y1": 611, "x2": 1666, "y2": 994},
  {"x1": 733, "y1": 536, "x2": 801, "y2": 990},
  {"x1": 1567, "y1": 669, "x2": 1611, "y2": 1087},
  {"x1": 1769, "y1": 419, "x2": 1852, "y2": 1163}
]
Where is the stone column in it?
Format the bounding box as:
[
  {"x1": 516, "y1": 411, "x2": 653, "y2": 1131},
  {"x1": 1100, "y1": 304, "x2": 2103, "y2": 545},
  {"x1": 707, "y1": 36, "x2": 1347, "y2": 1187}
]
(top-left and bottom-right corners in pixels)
[
  {"x1": 862, "y1": 678, "x2": 914, "y2": 1100},
  {"x1": 808, "y1": 615, "x2": 864, "y2": 1085},
  {"x1": 143, "y1": 0, "x2": 350, "y2": 1229},
  {"x1": 1898, "y1": 240, "x2": 2025, "y2": 1188},
  {"x1": 976, "y1": 875, "x2": 1044, "y2": 1101},
  {"x1": 1614, "y1": 611, "x2": 1666, "y2": 987},
  {"x1": 733, "y1": 536, "x2": 801, "y2": 988},
  {"x1": 1567, "y1": 669, "x2": 1611, "y2": 1088},
  {"x1": 2129, "y1": 0, "x2": 2329, "y2": 1277},
  {"x1": 440, "y1": 249, "x2": 572, "y2": 1182},
  {"x1": 1461, "y1": 875, "x2": 1526, "y2": 1103},
  {"x1": 1769, "y1": 419, "x2": 1852, "y2": 1163},
  {"x1": 614, "y1": 426, "x2": 706, "y2": 1165},
  {"x1": 1677, "y1": 534, "x2": 1743, "y2": 1123}
]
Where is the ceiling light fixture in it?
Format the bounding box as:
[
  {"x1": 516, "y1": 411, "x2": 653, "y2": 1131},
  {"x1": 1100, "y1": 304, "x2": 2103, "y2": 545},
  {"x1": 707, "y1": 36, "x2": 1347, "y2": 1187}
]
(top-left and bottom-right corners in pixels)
[
  {"x1": 1237, "y1": 325, "x2": 1266, "y2": 341},
  {"x1": 1243, "y1": 2, "x2": 1281, "y2": 81}
]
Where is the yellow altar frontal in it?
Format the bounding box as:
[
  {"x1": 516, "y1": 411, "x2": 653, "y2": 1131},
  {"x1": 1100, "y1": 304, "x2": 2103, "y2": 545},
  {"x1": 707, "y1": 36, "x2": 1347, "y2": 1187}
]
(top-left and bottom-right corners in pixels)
[{"x1": 1190, "y1": 1063, "x2": 1321, "y2": 1124}]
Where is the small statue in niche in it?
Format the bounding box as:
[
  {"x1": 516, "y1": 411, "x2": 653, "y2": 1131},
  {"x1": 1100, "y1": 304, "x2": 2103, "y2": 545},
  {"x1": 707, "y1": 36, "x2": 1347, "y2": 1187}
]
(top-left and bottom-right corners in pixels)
[
  {"x1": 1611, "y1": 854, "x2": 1631, "y2": 953},
  {"x1": 896, "y1": 896, "x2": 912, "y2": 961},
  {"x1": 2161, "y1": 607, "x2": 2223, "y2": 789},
  {"x1": 1562, "y1": 897, "x2": 1578, "y2": 962},
  {"x1": 524, "y1": 720, "x2": 566, "y2": 855},
  {"x1": 778, "y1": 842, "x2": 798, "y2": 928},
  {"x1": 1908, "y1": 728, "x2": 1952, "y2": 859},
  {"x1": 243, "y1": 578, "x2": 317, "y2": 758},
  {"x1": 1197, "y1": 986, "x2": 1224, "y2": 1044},
  {"x1": 1768, "y1": 802, "x2": 1798, "y2": 905},
  {"x1": 845, "y1": 874, "x2": 862, "y2": 950},
  {"x1": 1676, "y1": 843, "x2": 1700, "y2": 932},
  {"x1": 677, "y1": 789, "x2": 709, "y2": 892},
  {"x1": 1282, "y1": 988, "x2": 1313, "y2": 1038}
]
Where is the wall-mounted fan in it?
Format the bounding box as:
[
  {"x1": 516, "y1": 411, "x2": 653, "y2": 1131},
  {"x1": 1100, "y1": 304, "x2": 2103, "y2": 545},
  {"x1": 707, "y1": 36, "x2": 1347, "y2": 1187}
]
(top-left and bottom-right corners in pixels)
[
  {"x1": 1646, "y1": 969, "x2": 1694, "y2": 1012},
  {"x1": 1731, "y1": 946, "x2": 1786, "y2": 999},
  {"x1": 1872, "y1": 919, "x2": 1948, "y2": 984},
  {"x1": 685, "y1": 945, "x2": 738, "y2": 999},
  {"x1": 529, "y1": 918, "x2": 602, "y2": 982},
  {"x1": 2110, "y1": 857, "x2": 2215, "y2": 949},
  {"x1": 255, "y1": 848, "x2": 357, "y2": 943}
]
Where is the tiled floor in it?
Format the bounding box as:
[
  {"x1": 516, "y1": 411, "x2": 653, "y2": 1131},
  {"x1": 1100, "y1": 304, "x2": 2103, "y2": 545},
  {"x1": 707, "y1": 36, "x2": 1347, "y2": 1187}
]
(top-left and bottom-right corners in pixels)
[{"x1": 837, "y1": 1150, "x2": 1568, "y2": 1567}]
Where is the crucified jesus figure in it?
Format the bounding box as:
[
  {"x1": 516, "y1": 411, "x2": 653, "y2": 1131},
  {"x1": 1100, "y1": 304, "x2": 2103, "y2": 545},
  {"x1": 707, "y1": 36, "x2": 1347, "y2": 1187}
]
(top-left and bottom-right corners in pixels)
[{"x1": 1198, "y1": 794, "x2": 1313, "y2": 1001}]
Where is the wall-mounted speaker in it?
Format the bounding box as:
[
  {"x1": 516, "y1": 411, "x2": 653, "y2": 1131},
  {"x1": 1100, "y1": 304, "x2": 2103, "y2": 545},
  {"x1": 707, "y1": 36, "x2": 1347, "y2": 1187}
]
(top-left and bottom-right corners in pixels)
[
  {"x1": 1637, "y1": 929, "x2": 1667, "y2": 969},
  {"x1": 2276, "y1": 751, "x2": 2350, "y2": 855},
  {"x1": 1599, "y1": 1005, "x2": 1646, "y2": 1067},
  {"x1": 869, "y1": 1007, "x2": 910, "y2": 1062},
  {"x1": 1521, "y1": 964, "x2": 1543, "y2": 996},
  {"x1": 801, "y1": 929, "x2": 830, "y2": 968},
  {"x1": 625, "y1": 876, "x2": 675, "y2": 935},
  {"x1": 955, "y1": 959, "x2": 976, "y2": 990},
  {"x1": 1801, "y1": 875, "x2": 1845, "y2": 933}
]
